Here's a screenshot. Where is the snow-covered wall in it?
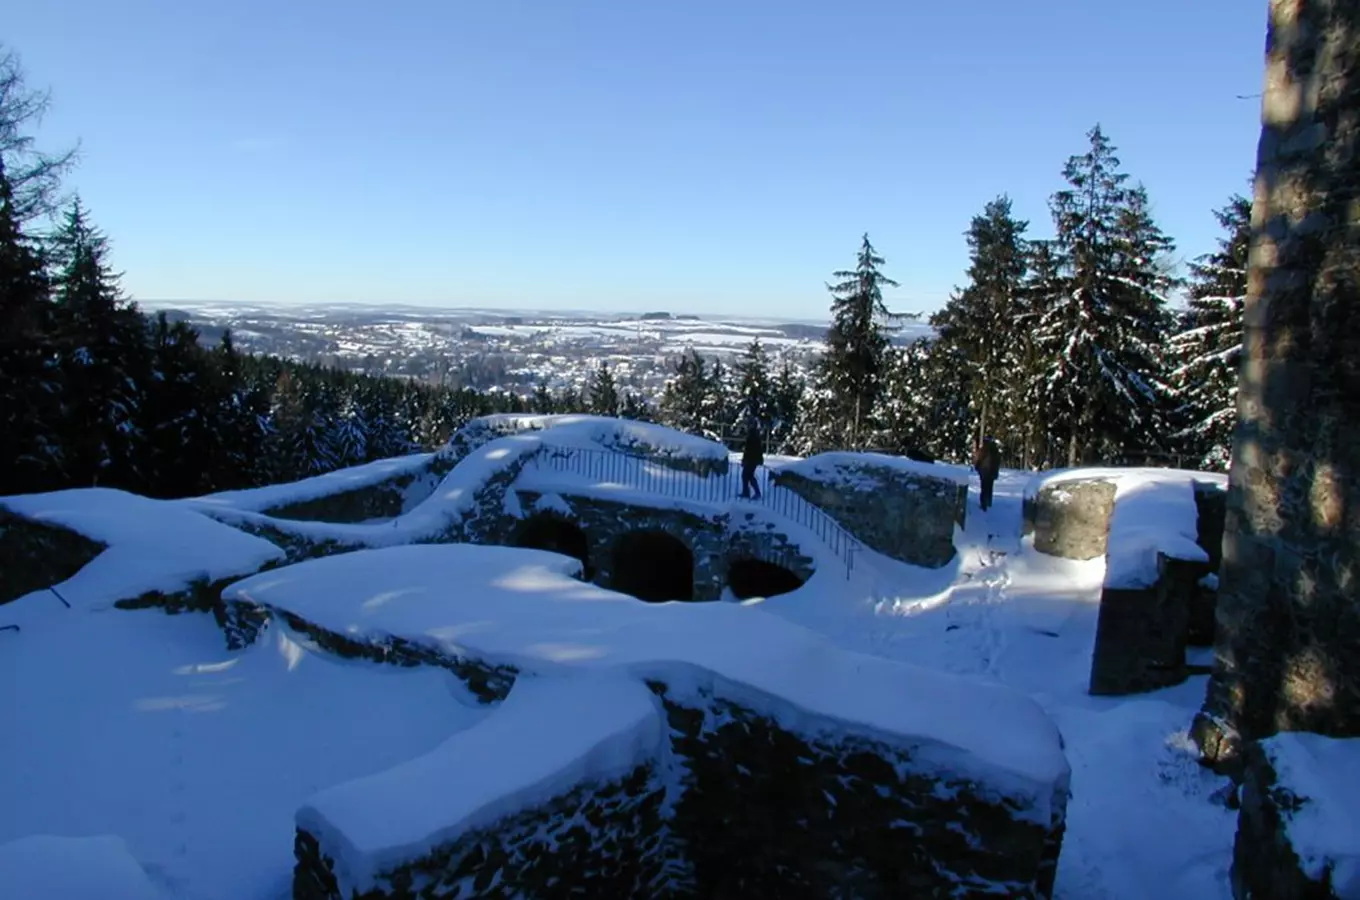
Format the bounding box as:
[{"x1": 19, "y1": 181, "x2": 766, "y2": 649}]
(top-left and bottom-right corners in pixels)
[
  {"x1": 227, "y1": 544, "x2": 1071, "y2": 899},
  {"x1": 776, "y1": 452, "x2": 968, "y2": 569}
]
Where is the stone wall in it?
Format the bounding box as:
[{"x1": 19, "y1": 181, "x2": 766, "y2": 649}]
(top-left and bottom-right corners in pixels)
[
  {"x1": 289, "y1": 647, "x2": 1068, "y2": 898},
  {"x1": 512, "y1": 490, "x2": 729, "y2": 601},
  {"x1": 1022, "y1": 479, "x2": 1117, "y2": 560},
  {"x1": 1232, "y1": 739, "x2": 1351, "y2": 899},
  {"x1": 659, "y1": 687, "x2": 1066, "y2": 899},
  {"x1": 295, "y1": 766, "x2": 677, "y2": 900},
  {"x1": 1196, "y1": 0, "x2": 1360, "y2": 768},
  {"x1": 0, "y1": 509, "x2": 105, "y2": 605},
  {"x1": 1089, "y1": 553, "x2": 1212, "y2": 696},
  {"x1": 774, "y1": 461, "x2": 965, "y2": 569},
  {"x1": 261, "y1": 471, "x2": 422, "y2": 523},
  {"x1": 114, "y1": 577, "x2": 271, "y2": 652}
]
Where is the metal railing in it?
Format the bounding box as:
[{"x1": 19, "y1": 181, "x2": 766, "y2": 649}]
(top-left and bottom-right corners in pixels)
[{"x1": 522, "y1": 446, "x2": 863, "y2": 579}]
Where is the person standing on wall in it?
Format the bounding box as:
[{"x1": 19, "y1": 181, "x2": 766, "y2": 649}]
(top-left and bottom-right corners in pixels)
[
  {"x1": 740, "y1": 420, "x2": 764, "y2": 500},
  {"x1": 973, "y1": 436, "x2": 1001, "y2": 511}
]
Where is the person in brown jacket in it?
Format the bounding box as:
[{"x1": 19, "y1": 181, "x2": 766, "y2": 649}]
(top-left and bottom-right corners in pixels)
[{"x1": 973, "y1": 436, "x2": 1001, "y2": 511}]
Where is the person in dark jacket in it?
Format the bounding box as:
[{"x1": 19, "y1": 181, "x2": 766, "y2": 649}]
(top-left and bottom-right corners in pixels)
[
  {"x1": 740, "y1": 422, "x2": 764, "y2": 500},
  {"x1": 973, "y1": 436, "x2": 1001, "y2": 511}
]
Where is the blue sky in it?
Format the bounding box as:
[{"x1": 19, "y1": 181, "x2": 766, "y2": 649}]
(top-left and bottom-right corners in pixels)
[{"x1": 10, "y1": 0, "x2": 1266, "y2": 320}]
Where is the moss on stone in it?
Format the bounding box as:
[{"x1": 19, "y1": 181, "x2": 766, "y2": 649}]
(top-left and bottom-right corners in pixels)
[{"x1": 0, "y1": 509, "x2": 106, "y2": 606}]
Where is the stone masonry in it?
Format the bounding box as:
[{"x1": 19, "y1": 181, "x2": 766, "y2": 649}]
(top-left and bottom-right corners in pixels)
[
  {"x1": 774, "y1": 459, "x2": 966, "y2": 569},
  {"x1": 1021, "y1": 479, "x2": 1117, "y2": 560},
  {"x1": 1195, "y1": 0, "x2": 1360, "y2": 767}
]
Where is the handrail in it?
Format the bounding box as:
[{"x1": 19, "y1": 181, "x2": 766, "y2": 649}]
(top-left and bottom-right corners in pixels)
[{"x1": 521, "y1": 446, "x2": 863, "y2": 579}]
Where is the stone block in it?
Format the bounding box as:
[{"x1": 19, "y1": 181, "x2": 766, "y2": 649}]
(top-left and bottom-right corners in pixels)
[
  {"x1": 1089, "y1": 553, "x2": 1209, "y2": 696},
  {"x1": 1028, "y1": 479, "x2": 1116, "y2": 560}
]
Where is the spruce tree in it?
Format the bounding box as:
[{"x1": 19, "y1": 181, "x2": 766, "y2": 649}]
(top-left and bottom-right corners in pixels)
[
  {"x1": 1035, "y1": 126, "x2": 1176, "y2": 466},
  {"x1": 658, "y1": 348, "x2": 713, "y2": 435},
  {"x1": 767, "y1": 358, "x2": 805, "y2": 455},
  {"x1": 1168, "y1": 195, "x2": 1251, "y2": 470},
  {"x1": 50, "y1": 197, "x2": 148, "y2": 487},
  {"x1": 930, "y1": 196, "x2": 1029, "y2": 449},
  {"x1": 588, "y1": 361, "x2": 620, "y2": 416},
  {"x1": 734, "y1": 338, "x2": 773, "y2": 430},
  {"x1": 817, "y1": 234, "x2": 898, "y2": 448},
  {"x1": 0, "y1": 156, "x2": 61, "y2": 495}
]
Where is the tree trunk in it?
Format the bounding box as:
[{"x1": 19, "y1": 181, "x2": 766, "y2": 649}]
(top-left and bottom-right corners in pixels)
[{"x1": 1195, "y1": 0, "x2": 1360, "y2": 765}]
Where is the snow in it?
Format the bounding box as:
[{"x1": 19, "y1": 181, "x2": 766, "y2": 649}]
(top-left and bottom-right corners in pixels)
[
  {"x1": 0, "y1": 605, "x2": 486, "y2": 900},
  {"x1": 782, "y1": 450, "x2": 972, "y2": 487},
  {"x1": 0, "y1": 835, "x2": 169, "y2": 900},
  {"x1": 224, "y1": 544, "x2": 1069, "y2": 798},
  {"x1": 1260, "y1": 732, "x2": 1360, "y2": 896},
  {"x1": 2, "y1": 454, "x2": 1314, "y2": 899},
  {"x1": 187, "y1": 453, "x2": 435, "y2": 514},
  {"x1": 468, "y1": 413, "x2": 730, "y2": 462},
  {"x1": 0, "y1": 489, "x2": 285, "y2": 610},
  {"x1": 299, "y1": 673, "x2": 663, "y2": 893},
  {"x1": 1024, "y1": 468, "x2": 1227, "y2": 589}
]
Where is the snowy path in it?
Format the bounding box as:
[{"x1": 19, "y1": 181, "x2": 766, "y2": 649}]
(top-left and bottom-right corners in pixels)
[
  {"x1": 758, "y1": 468, "x2": 1238, "y2": 900},
  {"x1": 0, "y1": 607, "x2": 487, "y2": 900}
]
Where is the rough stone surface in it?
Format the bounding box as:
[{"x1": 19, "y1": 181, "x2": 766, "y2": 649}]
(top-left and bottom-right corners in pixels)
[
  {"x1": 291, "y1": 668, "x2": 1068, "y2": 899},
  {"x1": 262, "y1": 472, "x2": 421, "y2": 523},
  {"x1": 0, "y1": 509, "x2": 106, "y2": 606},
  {"x1": 512, "y1": 490, "x2": 728, "y2": 601},
  {"x1": 1022, "y1": 479, "x2": 1117, "y2": 561},
  {"x1": 1190, "y1": 481, "x2": 1229, "y2": 646},
  {"x1": 114, "y1": 577, "x2": 271, "y2": 651},
  {"x1": 1232, "y1": 740, "x2": 1347, "y2": 899},
  {"x1": 774, "y1": 462, "x2": 965, "y2": 569},
  {"x1": 1089, "y1": 553, "x2": 1211, "y2": 696},
  {"x1": 295, "y1": 766, "x2": 678, "y2": 900},
  {"x1": 1197, "y1": 0, "x2": 1360, "y2": 767}
]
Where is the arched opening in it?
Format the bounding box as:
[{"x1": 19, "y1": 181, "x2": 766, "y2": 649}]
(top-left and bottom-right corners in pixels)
[
  {"x1": 727, "y1": 558, "x2": 806, "y2": 600},
  {"x1": 514, "y1": 515, "x2": 591, "y2": 579},
  {"x1": 611, "y1": 530, "x2": 695, "y2": 602}
]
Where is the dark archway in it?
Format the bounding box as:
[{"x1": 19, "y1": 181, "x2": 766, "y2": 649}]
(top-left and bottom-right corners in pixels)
[
  {"x1": 727, "y1": 558, "x2": 806, "y2": 600},
  {"x1": 514, "y1": 515, "x2": 591, "y2": 578},
  {"x1": 611, "y1": 530, "x2": 695, "y2": 602}
]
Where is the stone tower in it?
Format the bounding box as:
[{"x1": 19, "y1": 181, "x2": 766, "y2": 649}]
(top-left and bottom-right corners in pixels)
[{"x1": 1194, "y1": 0, "x2": 1360, "y2": 766}]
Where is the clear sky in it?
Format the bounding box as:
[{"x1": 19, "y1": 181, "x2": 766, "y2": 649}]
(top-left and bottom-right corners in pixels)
[{"x1": 10, "y1": 0, "x2": 1267, "y2": 320}]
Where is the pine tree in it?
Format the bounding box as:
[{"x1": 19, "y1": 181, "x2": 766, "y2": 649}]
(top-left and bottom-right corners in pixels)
[
  {"x1": 767, "y1": 358, "x2": 805, "y2": 455},
  {"x1": 1035, "y1": 126, "x2": 1176, "y2": 466},
  {"x1": 734, "y1": 338, "x2": 773, "y2": 430},
  {"x1": 49, "y1": 197, "x2": 149, "y2": 487},
  {"x1": 930, "y1": 196, "x2": 1029, "y2": 450},
  {"x1": 658, "y1": 348, "x2": 713, "y2": 435},
  {"x1": 0, "y1": 156, "x2": 61, "y2": 495},
  {"x1": 1168, "y1": 195, "x2": 1251, "y2": 470},
  {"x1": 705, "y1": 358, "x2": 735, "y2": 441},
  {"x1": 588, "y1": 361, "x2": 620, "y2": 416},
  {"x1": 817, "y1": 234, "x2": 898, "y2": 448}
]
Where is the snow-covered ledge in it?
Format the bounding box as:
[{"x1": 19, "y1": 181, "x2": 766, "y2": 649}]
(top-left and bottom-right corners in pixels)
[{"x1": 227, "y1": 544, "x2": 1072, "y2": 899}]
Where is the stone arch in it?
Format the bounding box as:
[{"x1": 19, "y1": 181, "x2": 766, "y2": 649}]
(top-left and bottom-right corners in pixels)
[
  {"x1": 514, "y1": 514, "x2": 592, "y2": 579},
  {"x1": 726, "y1": 558, "x2": 806, "y2": 600},
  {"x1": 611, "y1": 530, "x2": 695, "y2": 602}
]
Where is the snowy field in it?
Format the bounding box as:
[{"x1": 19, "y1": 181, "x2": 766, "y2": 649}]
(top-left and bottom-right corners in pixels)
[{"x1": 0, "y1": 466, "x2": 1241, "y2": 898}]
